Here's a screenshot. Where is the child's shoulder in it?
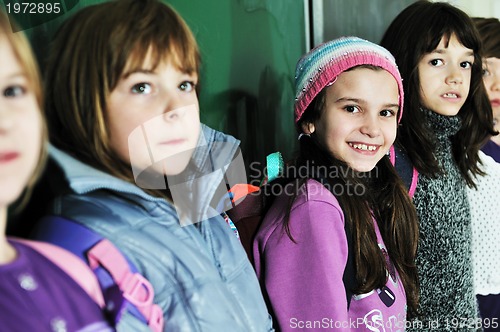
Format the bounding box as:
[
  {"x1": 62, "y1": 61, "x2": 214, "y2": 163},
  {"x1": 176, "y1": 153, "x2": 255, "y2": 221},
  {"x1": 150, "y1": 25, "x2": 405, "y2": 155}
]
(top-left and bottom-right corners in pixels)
[
  {"x1": 297, "y1": 178, "x2": 339, "y2": 205},
  {"x1": 9, "y1": 238, "x2": 105, "y2": 307},
  {"x1": 263, "y1": 178, "x2": 341, "y2": 224}
]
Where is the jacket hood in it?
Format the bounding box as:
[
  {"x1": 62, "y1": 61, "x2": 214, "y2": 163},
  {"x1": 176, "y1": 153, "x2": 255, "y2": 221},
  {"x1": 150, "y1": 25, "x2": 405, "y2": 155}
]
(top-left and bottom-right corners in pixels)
[{"x1": 49, "y1": 124, "x2": 243, "y2": 221}]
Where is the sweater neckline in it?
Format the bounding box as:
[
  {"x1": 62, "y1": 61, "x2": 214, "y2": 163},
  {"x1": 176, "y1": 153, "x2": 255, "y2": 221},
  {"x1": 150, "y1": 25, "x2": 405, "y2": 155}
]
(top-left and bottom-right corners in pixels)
[{"x1": 421, "y1": 108, "x2": 462, "y2": 141}]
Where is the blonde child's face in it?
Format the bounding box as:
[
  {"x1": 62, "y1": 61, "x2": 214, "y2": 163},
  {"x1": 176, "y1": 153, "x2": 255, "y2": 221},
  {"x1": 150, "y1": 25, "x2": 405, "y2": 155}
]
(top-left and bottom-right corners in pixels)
[
  {"x1": 305, "y1": 68, "x2": 399, "y2": 172},
  {"x1": 107, "y1": 52, "x2": 201, "y2": 178},
  {"x1": 482, "y1": 57, "x2": 500, "y2": 145},
  {"x1": 418, "y1": 33, "x2": 474, "y2": 116},
  {"x1": 0, "y1": 36, "x2": 42, "y2": 206}
]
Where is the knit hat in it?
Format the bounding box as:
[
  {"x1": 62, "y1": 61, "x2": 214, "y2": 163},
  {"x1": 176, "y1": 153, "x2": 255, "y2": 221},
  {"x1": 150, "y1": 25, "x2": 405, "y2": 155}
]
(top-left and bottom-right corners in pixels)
[{"x1": 294, "y1": 36, "x2": 404, "y2": 123}]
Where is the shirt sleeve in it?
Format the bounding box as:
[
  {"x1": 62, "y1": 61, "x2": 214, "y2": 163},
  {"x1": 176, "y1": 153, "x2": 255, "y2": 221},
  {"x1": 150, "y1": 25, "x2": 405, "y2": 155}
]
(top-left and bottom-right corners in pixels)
[{"x1": 257, "y1": 198, "x2": 350, "y2": 332}]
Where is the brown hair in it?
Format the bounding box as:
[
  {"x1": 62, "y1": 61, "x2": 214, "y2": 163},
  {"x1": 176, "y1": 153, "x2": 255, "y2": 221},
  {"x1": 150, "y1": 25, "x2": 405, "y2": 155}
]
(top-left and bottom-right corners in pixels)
[
  {"x1": 44, "y1": 0, "x2": 200, "y2": 188},
  {"x1": 473, "y1": 17, "x2": 500, "y2": 59},
  {"x1": 0, "y1": 10, "x2": 47, "y2": 208}
]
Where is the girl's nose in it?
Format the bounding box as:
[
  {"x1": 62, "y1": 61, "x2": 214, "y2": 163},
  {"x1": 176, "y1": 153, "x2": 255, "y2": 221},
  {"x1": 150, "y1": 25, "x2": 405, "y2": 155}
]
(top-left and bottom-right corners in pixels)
[
  {"x1": 360, "y1": 115, "x2": 381, "y2": 137},
  {"x1": 163, "y1": 104, "x2": 187, "y2": 122},
  {"x1": 162, "y1": 94, "x2": 185, "y2": 121},
  {"x1": 446, "y1": 68, "x2": 463, "y2": 85},
  {"x1": 490, "y1": 75, "x2": 500, "y2": 92},
  {"x1": 0, "y1": 109, "x2": 14, "y2": 134}
]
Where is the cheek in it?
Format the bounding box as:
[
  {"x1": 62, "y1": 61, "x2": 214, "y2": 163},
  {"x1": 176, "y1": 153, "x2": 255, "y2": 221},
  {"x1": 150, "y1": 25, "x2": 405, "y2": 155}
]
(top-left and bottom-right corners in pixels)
[
  {"x1": 110, "y1": 124, "x2": 134, "y2": 162},
  {"x1": 12, "y1": 110, "x2": 43, "y2": 194},
  {"x1": 187, "y1": 114, "x2": 201, "y2": 145},
  {"x1": 484, "y1": 80, "x2": 494, "y2": 96},
  {"x1": 317, "y1": 122, "x2": 345, "y2": 155},
  {"x1": 385, "y1": 122, "x2": 398, "y2": 146},
  {"x1": 466, "y1": 72, "x2": 472, "y2": 88},
  {"x1": 22, "y1": 106, "x2": 43, "y2": 154},
  {"x1": 107, "y1": 108, "x2": 147, "y2": 163}
]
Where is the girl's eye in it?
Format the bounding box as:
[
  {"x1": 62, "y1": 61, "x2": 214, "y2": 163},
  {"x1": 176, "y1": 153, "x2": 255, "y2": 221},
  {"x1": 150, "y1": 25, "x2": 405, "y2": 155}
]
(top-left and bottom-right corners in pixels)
[
  {"x1": 380, "y1": 109, "x2": 396, "y2": 118},
  {"x1": 483, "y1": 68, "x2": 491, "y2": 77},
  {"x1": 3, "y1": 85, "x2": 25, "y2": 98},
  {"x1": 345, "y1": 105, "x2": 360, "y2": 113},
  {"x1": 460, "y1": 61, "x2": 472, "y2": 69},
  {"x1": 430, "y1": 59, "x2": 444, "y2": 67},
  {"x1": 131, "y1": 83, "x2": 152, "y2": 94},
  {"x1": 179, "y1": 81, "x2": 196, "y2": 92}
]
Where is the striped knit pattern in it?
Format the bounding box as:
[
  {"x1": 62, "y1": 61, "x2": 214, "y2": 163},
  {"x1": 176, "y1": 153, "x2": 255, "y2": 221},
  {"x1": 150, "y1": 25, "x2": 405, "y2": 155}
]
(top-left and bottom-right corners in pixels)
[{"x1": 294, "y1": 36, "x2": 404, "y2": 123}]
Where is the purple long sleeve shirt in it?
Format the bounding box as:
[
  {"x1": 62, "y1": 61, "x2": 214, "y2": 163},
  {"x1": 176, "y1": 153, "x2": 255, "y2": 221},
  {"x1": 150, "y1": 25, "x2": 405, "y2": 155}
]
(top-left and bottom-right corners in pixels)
[{"x1": 254, "y1": 179, "x2": 407, "y2": 331}]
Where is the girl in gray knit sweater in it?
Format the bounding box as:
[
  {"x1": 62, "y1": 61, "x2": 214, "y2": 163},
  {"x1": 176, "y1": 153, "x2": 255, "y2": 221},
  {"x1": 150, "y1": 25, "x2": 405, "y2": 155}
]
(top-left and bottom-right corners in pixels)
[{"x1": 380, "y1": 1, "x2": 497, "y2": 330}]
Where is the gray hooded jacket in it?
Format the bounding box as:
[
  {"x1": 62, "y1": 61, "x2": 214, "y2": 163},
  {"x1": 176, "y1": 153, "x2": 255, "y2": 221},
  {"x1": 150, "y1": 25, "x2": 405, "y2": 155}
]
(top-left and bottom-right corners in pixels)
[{"x1": 34, "y1": 125, "x2": 273, "y2": 332}]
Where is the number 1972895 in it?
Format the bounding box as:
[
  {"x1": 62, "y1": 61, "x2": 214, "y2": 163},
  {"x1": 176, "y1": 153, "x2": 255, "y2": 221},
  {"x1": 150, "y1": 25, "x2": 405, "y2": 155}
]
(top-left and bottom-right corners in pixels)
[{"x1": 6, "y1": 3, "x2": 61, "y2": 14}]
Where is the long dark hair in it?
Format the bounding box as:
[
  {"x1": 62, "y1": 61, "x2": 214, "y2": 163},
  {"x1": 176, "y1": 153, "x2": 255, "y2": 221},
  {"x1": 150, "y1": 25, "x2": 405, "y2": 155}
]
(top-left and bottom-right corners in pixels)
[
  {"x1": 283, "y1": 84, "x2": 420, "y2": 318},
  {"x1": 380, "y1": 0, "x2": 496, "y2": 187}
]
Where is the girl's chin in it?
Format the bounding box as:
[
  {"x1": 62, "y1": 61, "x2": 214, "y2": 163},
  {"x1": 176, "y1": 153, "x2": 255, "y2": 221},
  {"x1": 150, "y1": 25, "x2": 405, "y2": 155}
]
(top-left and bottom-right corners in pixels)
[{"x1": 349, "y1": 163, "x2": 377, "y2": 173}]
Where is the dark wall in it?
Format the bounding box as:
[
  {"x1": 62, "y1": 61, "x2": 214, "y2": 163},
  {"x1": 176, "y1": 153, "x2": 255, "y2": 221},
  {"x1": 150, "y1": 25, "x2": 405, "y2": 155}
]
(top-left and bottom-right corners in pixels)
[{"x1": 314, "y1": 0, "x2": 415, "y2": 45}]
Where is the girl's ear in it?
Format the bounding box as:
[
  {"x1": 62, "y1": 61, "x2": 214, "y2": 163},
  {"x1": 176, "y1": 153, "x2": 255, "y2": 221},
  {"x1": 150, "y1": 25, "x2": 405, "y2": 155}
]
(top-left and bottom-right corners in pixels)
[{"x1": 301, "y1": 122, "x2": 315, "y2": 135}]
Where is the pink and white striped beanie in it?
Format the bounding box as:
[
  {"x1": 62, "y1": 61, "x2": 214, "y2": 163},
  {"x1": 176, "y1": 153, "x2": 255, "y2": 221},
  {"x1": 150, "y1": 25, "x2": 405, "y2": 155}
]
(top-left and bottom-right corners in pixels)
[{"x1": 294, "y1": 36, "x2": 404, "y2": 123}]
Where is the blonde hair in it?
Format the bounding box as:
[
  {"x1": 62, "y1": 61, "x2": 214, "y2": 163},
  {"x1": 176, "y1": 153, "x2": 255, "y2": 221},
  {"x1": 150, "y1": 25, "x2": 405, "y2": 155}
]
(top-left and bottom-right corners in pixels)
[
  {"x1": 45, "y1": 0, "x2": 200, "y2": 188},
  {"x1": 0, "y1": 10, "x2": 47, "y2": 209}
]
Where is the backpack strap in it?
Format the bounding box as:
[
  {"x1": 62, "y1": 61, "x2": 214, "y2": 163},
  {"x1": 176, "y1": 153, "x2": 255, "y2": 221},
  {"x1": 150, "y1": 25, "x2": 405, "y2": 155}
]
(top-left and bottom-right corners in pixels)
[
  {"x1": 13, "y1": 238, "x2": 105, "y2": 308},
  {"x1": 87, "y1": 239, "x2": 163, "y2": 331},
  {"x1": 389, "y1": 145, "x2": 419, "y2": 198},
  {"x1": 32, "y1": 216, "x2": 164, "y2": 332}
]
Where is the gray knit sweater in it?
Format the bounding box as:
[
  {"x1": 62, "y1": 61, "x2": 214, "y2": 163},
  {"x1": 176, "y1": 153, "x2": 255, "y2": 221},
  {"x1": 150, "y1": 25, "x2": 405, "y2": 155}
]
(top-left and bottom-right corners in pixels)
[{"x1": 409, "y1": 110, "x2": 478, "y2": 331}]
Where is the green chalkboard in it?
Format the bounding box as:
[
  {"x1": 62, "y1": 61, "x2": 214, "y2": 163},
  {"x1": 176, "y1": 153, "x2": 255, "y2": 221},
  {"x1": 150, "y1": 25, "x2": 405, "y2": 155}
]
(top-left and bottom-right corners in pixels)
[{"x1": 2, "y1": 0, "x2": 306, "y2": 178}]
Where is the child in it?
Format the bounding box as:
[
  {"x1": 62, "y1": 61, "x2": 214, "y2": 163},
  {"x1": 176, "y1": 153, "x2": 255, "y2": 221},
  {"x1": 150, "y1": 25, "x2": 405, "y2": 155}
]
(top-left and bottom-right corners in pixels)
[
  {"x1": 473, "y1": 17, "x2": 500, "y2": 162},
  {"x1": 32, "y1": 0, "x2": 273, "y2": 331},
  {"x1": 253, "y1": 36, "x2": 420, "y2": 332},
  {"x1": 380, "y1": 1, "x2": 497, "y2": 329},
  {"x1": 0, "y1": 10, "x2": 112, "y2": 331},
  {"x1": 470, "y1": 16, "x2": 500, "y2": 330}
]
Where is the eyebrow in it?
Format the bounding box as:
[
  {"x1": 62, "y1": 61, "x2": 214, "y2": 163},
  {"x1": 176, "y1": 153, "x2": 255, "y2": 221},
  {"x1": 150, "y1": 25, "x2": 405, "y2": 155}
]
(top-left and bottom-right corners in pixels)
[
  {"x1": 430, "y1": 49, "x2": 474, "y2": 57},
  {"x1": 336, "y1": 97, "x2": 362, "y2": 103},
  {"x1": 121, "y1": 68, "x2": 156, "y2": 79},
  {"x1": 5, "y1": 72, "x2": 27, "y2": 80},
  {"x1": 336, "y1": 97, "x2": 399, "y2": 108}
]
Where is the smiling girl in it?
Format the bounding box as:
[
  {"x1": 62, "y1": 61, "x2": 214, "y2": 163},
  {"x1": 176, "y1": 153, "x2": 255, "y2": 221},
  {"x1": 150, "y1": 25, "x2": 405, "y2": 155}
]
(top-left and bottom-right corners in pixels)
[
  {"x1": 253, "y1": 37, "x2": 419, "y2": 332},
  {"x1": 380, "y1": 1, "x2": 496, "y2": 329}
]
